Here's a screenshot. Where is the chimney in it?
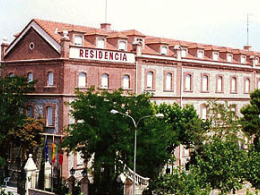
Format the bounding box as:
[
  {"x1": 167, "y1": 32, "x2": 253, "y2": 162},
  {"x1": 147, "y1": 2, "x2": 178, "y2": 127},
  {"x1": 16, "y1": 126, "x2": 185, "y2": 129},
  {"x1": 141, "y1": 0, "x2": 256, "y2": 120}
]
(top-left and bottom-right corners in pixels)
[
  {"x1": 60, "y1": 31, "x2": 71, "y2": 58},
  {"x1": 244, "y1": 45, "x2": 252, "y2": 51},
  {"x1": 173, "y1": 45, "x2": 182, "y2": 60},
  {"x1": 1, "y1": 37, "x2": 9, "y2": 61},
  {"x1": 132, "y1": 41, "x2": 142, "y2": 56},
  {"x1": 100, "y1": 23, "x2": 111, "y2": 31}
]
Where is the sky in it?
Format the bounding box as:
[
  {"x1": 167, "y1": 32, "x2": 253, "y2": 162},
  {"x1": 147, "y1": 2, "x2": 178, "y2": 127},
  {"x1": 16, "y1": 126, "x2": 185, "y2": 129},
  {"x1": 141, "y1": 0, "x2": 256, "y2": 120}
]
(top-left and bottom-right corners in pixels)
[{"x1": 1, "y1": 0, "x2": 260, "y2": 52}]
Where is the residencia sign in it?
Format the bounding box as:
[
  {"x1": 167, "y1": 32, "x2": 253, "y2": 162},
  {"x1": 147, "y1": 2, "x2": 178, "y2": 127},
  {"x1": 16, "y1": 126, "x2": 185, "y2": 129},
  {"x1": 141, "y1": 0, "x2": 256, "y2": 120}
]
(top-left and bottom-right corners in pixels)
[{"x1": 69, "y1": 47, "x2": 136, "y2": 63}]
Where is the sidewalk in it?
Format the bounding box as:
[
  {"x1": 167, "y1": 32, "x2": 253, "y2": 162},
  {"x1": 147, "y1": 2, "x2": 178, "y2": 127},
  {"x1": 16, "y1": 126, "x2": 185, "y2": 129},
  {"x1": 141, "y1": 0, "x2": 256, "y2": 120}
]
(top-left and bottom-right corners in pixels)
[{"x1": 1, "y1": 186, "x2": 19, "y2": 195}]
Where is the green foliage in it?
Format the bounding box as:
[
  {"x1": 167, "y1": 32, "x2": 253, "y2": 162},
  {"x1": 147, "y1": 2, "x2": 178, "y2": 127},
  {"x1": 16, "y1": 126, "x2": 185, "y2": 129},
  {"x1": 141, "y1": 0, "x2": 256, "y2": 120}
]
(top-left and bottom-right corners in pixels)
[
  {"x1": 62, "y1": 87, "x2": 171, "y2": 194},
  {"x1": 0, "y1": 76, "x2": 35, "y2": 166},
  {"x1": 149, "y1": 166, "x2": 210, "y2": 195},
  {"x1": 0, "y1": 188, "x2": 13, "y2": 195},
  {"x1": 155, "y1": 102, "x2": 207, "y2": 149},
  {"x1": 244, "y1": 143, "x2": 260, "y2": 189},
  {"x1": 196, "y1": 136, "x2": 247, "y2": 193},
  {"x1": 240, "y1": 89, "x2": 260, "y2": 146}
]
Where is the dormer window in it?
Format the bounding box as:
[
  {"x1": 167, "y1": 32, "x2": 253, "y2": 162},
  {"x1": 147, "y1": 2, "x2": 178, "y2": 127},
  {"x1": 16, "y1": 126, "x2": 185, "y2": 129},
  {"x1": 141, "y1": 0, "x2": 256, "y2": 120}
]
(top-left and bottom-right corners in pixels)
[
  {"x1": 256, "y1": 57, "x2": 259, "y2": 65},
  {"x1": 160, "y1": 46, "x2": 168, "y2": 55},
  {"x1": 97, "y1": 38, "x2": 105, "y2": 49},
  {"x1": 213, "y1": 52, "x2": 219, "y2": 61},
  {"x1": 118, "y1": 41, "x2": 127, "y2": 51},
  {"x1": 74, "y1": 35, "x2": 83, "y2": 46},
  {"x1": 197, "y1": 50, "x2": 204, "y2": 59},
  {"x1": 227, "y1": 54, "x2": 233, "y2": 62},
  {"x1": 241, "y1": 55, "x2": 246, "y2": 64},
  {"x1": 181, "y1": 48, "x2": 188, "y2": 57}
]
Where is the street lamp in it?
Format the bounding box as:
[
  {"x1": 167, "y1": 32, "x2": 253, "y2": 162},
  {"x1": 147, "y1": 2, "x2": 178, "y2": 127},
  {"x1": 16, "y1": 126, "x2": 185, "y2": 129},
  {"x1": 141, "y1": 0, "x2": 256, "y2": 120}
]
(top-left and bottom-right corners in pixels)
[
  {"x1": 70, "y1": 167, "x2": 75, "y2": 176},
  {"x1": 110, "y1": 109, "x2": 164, "y2": 195}
]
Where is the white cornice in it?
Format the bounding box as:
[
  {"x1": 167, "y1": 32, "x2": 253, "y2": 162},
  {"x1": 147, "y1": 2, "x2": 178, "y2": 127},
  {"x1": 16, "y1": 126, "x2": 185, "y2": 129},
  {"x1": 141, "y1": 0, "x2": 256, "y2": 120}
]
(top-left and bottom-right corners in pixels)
[
  {"x1": 5, "y1": 21, "x2": 61, "y2": 56},
  {"x1": 140, "y1": 54, "x2": 260, "y2": 69}
]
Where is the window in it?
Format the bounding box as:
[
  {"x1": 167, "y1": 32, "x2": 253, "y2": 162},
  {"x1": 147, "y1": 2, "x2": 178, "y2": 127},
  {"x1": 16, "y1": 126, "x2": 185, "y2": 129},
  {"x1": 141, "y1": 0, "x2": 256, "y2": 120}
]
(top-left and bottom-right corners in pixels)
[
  {"x1": 202, "y1": 75, "x2": 208, "y2": 92},
  {"x1": 245, "y1": 78, "x2": 250, "y2": 93},
  {"x1": 258, "y1": 79, "x2": 260, "y2": 89},
  {"x1": 46, "y1": 107, "x2": 53, "y2": 126},
  {"x1": 78, "y1": 72, "x2": 86, "y2": 87},
  {"x1": 201, "y1": 105, "x2": 207, "y2": 120},
  {"x1": 217, "y1": 76, "x2": 223, "y2": 92},
  {"x1": 197, "y1": 50, "x2": 204, "y2": 59},
  {"x1": 231, "y1": 77, "x2": 237, "y2": 93},
  {"x1": 165, "y1": 73, "x2": 172, "y2": 91},
  {"x1": 256, "y1": 57, "x2": 259, "y2": 65},
  {"x1": 147, "y1": 71, "x2": 153, "y2": 89},
  {"x1": 28, "y1": 72, "x2": 33, "y2": 83},
  {"x1": 185, "y1": 74, "x2": 191, "y2": 91},
  {"x1": 123, "y1": 75, "x2": 130, "y2": 89},
  {"x1": 74, "y1": 35, "x2": 83, "y2": 46},
  {"x1": 181, "y1": 48, "x2": 188, "y2": 57},
  {"x1": 118, "y1": 41, "x2": 127, "y2": 51},
  {"x1": 48, "y1": 72, "x2": 54, "y2": 86},
  {"x1": 27, "y1": 106, "x2": 33, "y2": 118},
  {"x1": 227, "y1": 54, "x2": 233, "y2": 62},
  {"x1": 241, "y1": 55, "x2": 246, "y2": 64},
  {"x1": 161, "y1": 46, "x2": 168, "y2": 55},
  {"x1": 97, "y1": 38, "x2": 105, "y2": 49},
  {"x1": 101, "y1": 74, "x2": 109, "y2": 88},
  {"x1": 9, "y1": 73, "x2": 14, "y2": 77},
  {"x1": 213, "y1": 52, "x2": 219, "y2": 61},
  {"x1": 77, "y1": 151, "x2": 84, "y2": 166}
]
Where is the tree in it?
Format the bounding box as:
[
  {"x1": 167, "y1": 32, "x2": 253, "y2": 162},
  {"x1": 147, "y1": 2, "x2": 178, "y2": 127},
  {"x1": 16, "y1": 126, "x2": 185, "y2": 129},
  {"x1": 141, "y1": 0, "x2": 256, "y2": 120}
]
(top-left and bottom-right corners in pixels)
[
  {"x1": 196, "y1": 136, "x2": 247, "y2": 194},
  {"x1": 149, "y1": 166, "x2": 210, "y2": 195},
  {"x1": 0, "y1": 76, "x2": 35, "y2": 166},
  {"x1": 62, "y1": 87, "x2": 171, "y2": 194},
  {"x1": 240, "y1": 89, "x2": 260, "y2": 147}
]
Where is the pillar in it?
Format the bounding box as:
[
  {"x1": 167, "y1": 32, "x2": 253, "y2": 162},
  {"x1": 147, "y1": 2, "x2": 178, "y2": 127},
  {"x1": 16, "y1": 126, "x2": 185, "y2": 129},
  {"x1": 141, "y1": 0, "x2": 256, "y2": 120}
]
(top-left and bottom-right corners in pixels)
[{"x1": 24, "y1": 154, "x2": 37, "y2": 195}]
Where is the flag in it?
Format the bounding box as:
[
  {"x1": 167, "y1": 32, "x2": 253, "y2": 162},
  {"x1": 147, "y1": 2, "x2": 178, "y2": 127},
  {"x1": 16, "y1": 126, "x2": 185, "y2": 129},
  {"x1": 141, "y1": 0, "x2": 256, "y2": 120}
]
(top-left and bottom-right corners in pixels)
[
  {"x1": 52, "y1": 136, "x2": 55, "y2": 163},
  {"x1": 59, "y1": 137, "x2": 63, "y2": 165},
  {"x1": 44, "y1": 135, "x2": 48, "y2": 162}
]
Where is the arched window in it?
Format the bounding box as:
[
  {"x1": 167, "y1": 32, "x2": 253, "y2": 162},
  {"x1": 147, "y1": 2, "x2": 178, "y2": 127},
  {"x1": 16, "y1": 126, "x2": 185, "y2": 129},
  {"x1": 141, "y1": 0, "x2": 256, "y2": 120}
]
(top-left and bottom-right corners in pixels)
[
  {"x1": 245, "y1": 78, "x2": 250, "y2": 93},
  {"x1": 9, "y1": 73, "x2": 14, "y2": 77},
  {"x1": 258, "y1": 79, "x2": 260, "y2": 89},
  {"x1": 28, "y1": 72, "x2": 33, "y2": 83},
  {"x1": 123, "y1": 75, "x2": 130, "y2": 89},
  {"x1": 48, "y1": 72, "x2": 54, "y2": 86},
  {"x1": 46, "y1": 106, "x2": 53, "y2": 126},
  {"x1": 231, "y1": 77, "x2": 237, "y2": 93},
  {"x1": 201, "y1": 105, "x2": 207, "y2": 120},
  {"x1": 147, "y1": 71, "x2": 153, "y2": 89},
  {"x1": 185, "y1": 74, "x2": 191, "y2": 91},
  {"x1": 202, "y1": 75, "x2": 208, "y2": 92},
  {"x1": 165, "y1": 73, "x2": 172, "y2": 90},
  {"x1": 217, "y1": 76, "x2": 222, "y2": 92},
  {"x1": 78, "y1": 72, "x2": 86, "y2": 87},
  {"x1": 101, "y1": 74, "x2": 109, "y2": 88}
]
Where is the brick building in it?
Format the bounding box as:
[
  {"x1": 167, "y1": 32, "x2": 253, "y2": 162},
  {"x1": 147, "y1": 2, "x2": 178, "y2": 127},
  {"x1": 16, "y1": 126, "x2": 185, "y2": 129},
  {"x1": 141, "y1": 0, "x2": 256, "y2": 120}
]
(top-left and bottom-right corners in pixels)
[{"x1": 1, "y1": 19, "x2": 259, "y2": 179}]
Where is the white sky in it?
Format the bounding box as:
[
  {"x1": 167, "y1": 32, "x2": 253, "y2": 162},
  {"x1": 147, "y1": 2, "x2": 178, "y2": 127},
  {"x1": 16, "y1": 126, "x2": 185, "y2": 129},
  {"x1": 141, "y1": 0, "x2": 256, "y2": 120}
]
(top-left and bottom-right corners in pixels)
[{"x1": 1, "y1": 0, "x2": 260, "y2": 51}]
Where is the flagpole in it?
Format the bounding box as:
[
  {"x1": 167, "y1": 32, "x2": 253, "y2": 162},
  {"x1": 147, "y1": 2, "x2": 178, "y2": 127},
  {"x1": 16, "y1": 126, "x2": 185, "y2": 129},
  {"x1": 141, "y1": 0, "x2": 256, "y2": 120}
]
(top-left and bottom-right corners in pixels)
[{"x1": 51, "y1": 135, "x2": 54, "y2": 192}]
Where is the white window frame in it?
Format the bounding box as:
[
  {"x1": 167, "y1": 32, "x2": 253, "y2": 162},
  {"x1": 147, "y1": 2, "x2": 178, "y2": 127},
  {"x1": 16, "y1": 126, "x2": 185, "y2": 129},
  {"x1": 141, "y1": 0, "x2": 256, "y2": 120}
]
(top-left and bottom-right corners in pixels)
[
  {"x1": 97, "y1": 38, "x2": 106, "y2": 49},
  {"x1": 101, "y1": 74, "x2": 109, "y2": 89},
  {"x1": 165, "y1": 73, "x2": 172, "y2": 91},
  {"x1": 197, "y1": 50, "x2": 204, "y2": 59},
  {"x1": 202, "y1": 75, "x2": 208, "y2": 92},
  {"x1": 181, "y1": 48, "x2": 188, "y2": 57},
  {"x1": 147, "y1": 71, "x2": 153, "y2": 89},
  {"x1": 9, "y1": 73, "x2": 14, "y2": 77},
  {"x1": 48, "y1": 72, "x2": 54, "y2": 86},
  {"x1": 245, "y1": 78, "x2": 250, "y2": 93},
  {"x1": 47, "y1": 106, "x2": 53, "y2": 126},
  {"x1": 160, "y1": 45, "x2": 168, "y2": 55},
  {"x1": 231, "y1": 77, "x2": 237, "y2": 93},
  {"x1": 201, "y1": 106, "x2": 207, "y2": 120},
  {"x1": 227, "y1": 54, "x2": 233, "y2": 62},
  {"x1": 217, "y1": 76, "x2": 222, "y2": 92},
  {"x1": 74, "y1": 35, "x2": 83, "y2": 46},
  {"x1": 123, "y1": 75, "x2": 130, "y2": 89},
  {"x1": 78, "y1": 72, "x2": 86, "y2": 87},
  {"x1": 185, "y1": 74, "x2": 191, "y2": 91},
  {"x1": 258, "y1": 79, "x2": 260, "y2": 89},
  {"x1": 241, "y1": 55, "x2": 246, "y2": 64},
  {"x1": 27, "y1": 106, "x2": 33, "y2": 118},
  {"x1": 28, "y1": 72, "x2": 33, "y2": 83},
  {"x1": 213, "y1": 52, "x2": 219, "y2": 61},
  {"x1": 118, "y1": 41, "x2": 127, "y2": 51}
]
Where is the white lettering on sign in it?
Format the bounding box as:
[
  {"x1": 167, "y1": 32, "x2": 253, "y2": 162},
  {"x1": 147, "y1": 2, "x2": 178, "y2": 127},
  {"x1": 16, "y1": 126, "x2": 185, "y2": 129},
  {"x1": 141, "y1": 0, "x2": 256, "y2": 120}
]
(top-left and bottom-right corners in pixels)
[{"x1": 69, "y1": 47, "x2": 135, "y2": 63}]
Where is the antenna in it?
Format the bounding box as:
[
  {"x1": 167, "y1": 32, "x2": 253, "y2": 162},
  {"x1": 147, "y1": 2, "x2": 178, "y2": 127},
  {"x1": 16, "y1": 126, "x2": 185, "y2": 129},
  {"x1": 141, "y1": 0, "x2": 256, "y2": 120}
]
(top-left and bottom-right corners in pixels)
[
  {"x1": 105, "y1": 0, "x2": 108, "y2": 22},
  {"x1": 246, "y1": 14, "x2": 253, "y2": 46}
]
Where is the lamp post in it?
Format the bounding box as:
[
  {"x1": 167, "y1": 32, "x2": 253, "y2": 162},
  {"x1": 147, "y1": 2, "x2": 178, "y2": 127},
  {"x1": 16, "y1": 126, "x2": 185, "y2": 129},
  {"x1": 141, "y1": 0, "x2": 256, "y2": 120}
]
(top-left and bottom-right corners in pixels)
[{"x1": 110, "y1": 109, "x2": 164, "y2": 195}]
